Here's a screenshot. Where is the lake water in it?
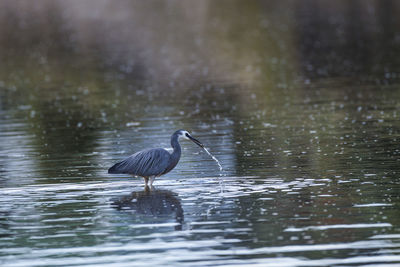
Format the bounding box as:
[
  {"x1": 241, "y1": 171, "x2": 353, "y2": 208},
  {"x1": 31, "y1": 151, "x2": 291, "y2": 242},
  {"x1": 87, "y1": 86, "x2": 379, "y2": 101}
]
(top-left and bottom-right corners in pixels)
[{"x1": 1, "y1": 1, "x2": 400, "y2": 266}]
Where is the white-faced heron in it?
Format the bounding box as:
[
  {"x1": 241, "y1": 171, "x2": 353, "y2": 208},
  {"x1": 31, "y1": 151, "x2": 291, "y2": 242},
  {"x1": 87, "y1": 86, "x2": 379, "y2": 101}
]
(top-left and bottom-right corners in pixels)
[{"x1": 108, "y1": 129, "x2": 204, "y2": 186}]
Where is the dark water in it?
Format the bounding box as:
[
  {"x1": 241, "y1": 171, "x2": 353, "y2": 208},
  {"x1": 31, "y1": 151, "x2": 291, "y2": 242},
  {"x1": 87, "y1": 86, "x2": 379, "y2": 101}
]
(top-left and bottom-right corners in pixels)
[{"x1": 1, "y1": 1, "x2": 400, "y2": 266}]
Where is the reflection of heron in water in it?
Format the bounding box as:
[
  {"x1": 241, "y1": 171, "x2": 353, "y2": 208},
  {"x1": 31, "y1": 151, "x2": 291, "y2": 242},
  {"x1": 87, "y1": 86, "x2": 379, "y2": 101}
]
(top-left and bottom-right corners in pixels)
[{"x1": 111, "y1": 187, "x2": 184, "y2": 230}]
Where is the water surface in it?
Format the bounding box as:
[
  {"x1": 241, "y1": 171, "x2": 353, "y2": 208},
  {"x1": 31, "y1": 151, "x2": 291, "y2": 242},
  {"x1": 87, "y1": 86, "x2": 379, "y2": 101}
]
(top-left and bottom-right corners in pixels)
[{"x1": 1, "y1": 1, "x2": 400, "y2": 266}]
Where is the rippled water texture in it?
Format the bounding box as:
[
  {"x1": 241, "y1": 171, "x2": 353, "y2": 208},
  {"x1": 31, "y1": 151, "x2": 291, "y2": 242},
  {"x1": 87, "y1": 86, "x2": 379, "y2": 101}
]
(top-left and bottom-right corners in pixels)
[{"x1": 1, "y1": 1, "x2": 400, "y2": 266}]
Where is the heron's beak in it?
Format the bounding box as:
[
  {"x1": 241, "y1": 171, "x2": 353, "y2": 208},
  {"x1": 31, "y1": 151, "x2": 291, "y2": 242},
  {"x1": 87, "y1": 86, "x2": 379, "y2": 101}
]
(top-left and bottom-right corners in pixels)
[{"x1": 187, "y1": 134, "x2": 204, "y2": 148}]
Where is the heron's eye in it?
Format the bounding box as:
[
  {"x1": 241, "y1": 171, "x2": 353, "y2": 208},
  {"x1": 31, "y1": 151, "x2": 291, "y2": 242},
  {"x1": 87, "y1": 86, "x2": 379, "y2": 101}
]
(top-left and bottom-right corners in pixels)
[{"x1": 185, "y1": 133, "x2": 190, "y2": 138}]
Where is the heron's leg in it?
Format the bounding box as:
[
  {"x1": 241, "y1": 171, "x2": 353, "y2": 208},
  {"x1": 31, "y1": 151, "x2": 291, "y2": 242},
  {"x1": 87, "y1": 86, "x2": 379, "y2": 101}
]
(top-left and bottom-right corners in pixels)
[
  {"x1": 149, "y1": 176, "x2": 155, "y2": 187},
  {"x1": 144, "y1": 184, "x2": 150, "y2": 192},
  {"x1": 143, "y1": 177, "x2": 149, "y2": 187}
]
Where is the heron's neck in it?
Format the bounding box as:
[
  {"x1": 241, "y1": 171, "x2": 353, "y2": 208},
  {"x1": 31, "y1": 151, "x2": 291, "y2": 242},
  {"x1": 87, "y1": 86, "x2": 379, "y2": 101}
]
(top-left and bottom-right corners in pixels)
[
  {"x1": 170, "y1": 134, "x2": 181, "y2": 156},
  {"x1": 160, "y1": 134, "x2": 181, "y2": 175},
  {"x1": 164, "y1": 134, "x2": 181, "y2": 173}
]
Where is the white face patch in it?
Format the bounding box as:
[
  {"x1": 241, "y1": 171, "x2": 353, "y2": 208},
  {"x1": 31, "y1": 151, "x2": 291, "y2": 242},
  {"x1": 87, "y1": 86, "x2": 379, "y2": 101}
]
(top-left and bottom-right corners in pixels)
[{"x1": 179, "y1": 130, "x2": 190, "y2": 140}]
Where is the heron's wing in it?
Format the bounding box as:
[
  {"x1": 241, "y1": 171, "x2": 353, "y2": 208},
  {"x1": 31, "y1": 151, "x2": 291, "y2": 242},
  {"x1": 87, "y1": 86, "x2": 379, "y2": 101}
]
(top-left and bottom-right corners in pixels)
[{"x1": 108, "y1": 148, "x2": 171, "y2": 176}]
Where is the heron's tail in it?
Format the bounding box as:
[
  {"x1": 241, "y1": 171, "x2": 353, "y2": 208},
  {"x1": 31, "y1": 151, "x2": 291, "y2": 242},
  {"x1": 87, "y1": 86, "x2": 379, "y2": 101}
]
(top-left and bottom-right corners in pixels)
[{"x1": 108, "y1": 162, "x2": 124, "y2": 174}]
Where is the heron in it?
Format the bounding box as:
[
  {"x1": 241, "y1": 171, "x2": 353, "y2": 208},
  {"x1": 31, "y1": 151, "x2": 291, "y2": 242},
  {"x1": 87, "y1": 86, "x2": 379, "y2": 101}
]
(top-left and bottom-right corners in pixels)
[{"x1": 108, "y1": 129, "x2": 204, "y2": 187}]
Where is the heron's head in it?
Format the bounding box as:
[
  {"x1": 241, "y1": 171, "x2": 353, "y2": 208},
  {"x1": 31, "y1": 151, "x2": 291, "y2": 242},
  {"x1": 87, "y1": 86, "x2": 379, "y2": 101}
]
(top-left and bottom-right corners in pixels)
[{"x1": 177, "y1": 130, "x2": 204, "y2": 148}]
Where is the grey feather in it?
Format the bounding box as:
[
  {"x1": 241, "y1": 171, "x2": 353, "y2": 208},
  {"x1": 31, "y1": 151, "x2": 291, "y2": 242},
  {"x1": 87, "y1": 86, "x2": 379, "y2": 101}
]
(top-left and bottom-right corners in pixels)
[
  {"x1": 108, "y1": 130, "x2": 203, "y2": 186},
  {"x1": 108, "y1": 148, "x2": 172, "y2": 177}
]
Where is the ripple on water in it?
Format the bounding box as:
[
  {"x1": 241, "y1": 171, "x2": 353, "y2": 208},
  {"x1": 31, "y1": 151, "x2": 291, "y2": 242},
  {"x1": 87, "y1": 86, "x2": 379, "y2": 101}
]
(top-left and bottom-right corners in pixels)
[
  {"x1": 0, "y1": 174, "x2": 399, "y2": 266},
  {"x1": 284, "y1": 223, "x2": 393, "y2": 232}
]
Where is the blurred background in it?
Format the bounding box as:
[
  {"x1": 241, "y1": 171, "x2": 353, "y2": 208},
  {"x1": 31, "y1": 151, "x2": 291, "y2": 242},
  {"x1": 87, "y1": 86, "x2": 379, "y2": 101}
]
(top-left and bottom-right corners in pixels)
[
  {"x1": 2, "y1": 0, "x2": 400, "y2": 101},
  {"x1": 1, "y1": 0, "x2": 400, "y2": 179}
]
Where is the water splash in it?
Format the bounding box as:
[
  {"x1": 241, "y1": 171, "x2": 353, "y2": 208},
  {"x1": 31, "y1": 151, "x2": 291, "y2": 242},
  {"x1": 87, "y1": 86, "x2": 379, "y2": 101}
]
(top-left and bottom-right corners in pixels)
[
  {"x1": 202, "y1": 147, "x2": 223, "y2": 172},
  {"x1": 202, "y1": 147, "x2": 224, "y2": 194}
]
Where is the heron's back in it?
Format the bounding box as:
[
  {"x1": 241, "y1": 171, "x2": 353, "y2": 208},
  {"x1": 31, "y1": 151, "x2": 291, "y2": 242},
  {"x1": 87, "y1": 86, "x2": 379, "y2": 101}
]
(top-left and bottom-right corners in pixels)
[{"x1": 108, "y1": 148, "x2": 172, "y2": 177}]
